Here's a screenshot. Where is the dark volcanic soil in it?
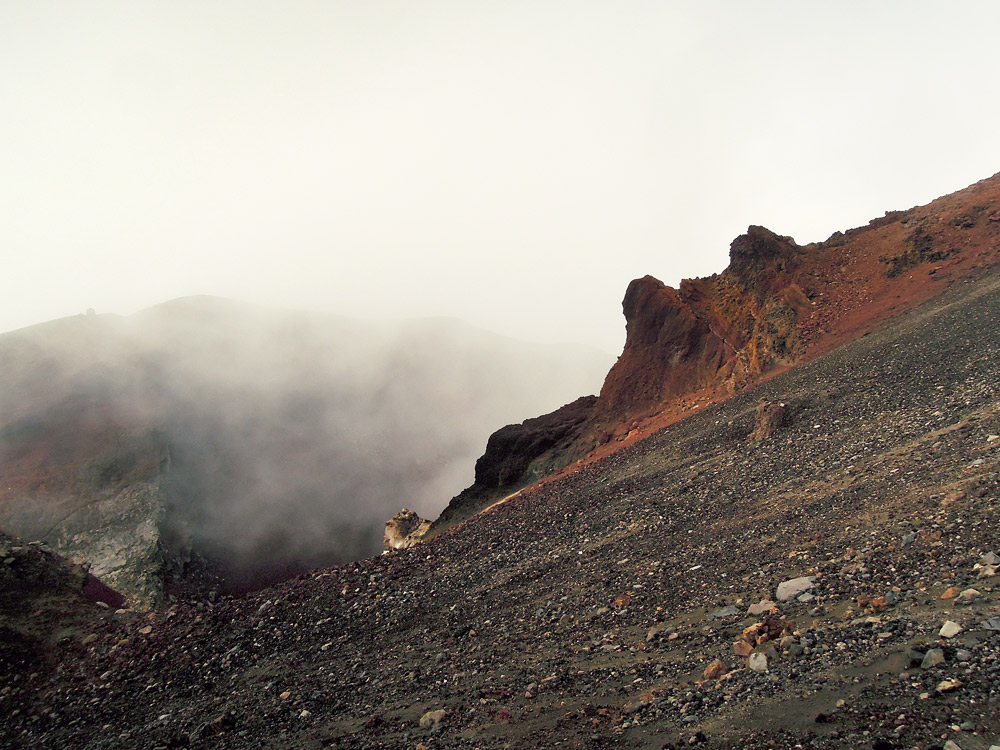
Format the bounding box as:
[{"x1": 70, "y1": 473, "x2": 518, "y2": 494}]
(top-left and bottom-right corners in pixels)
[{"x1": 4, "y1": 269, "x2": 1000, "y2": 749}]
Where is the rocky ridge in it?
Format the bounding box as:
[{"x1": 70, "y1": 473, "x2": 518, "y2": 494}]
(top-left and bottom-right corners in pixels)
[{"x1": 438, "y1": 173, "x2": 1000, "y2": 528}]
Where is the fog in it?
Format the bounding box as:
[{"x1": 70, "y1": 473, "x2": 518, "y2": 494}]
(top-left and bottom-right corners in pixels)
[
  {"x1": 0, "y1": 299, "x2": 611, "y2": 587},
  {"x1": 3, "y1": 2, "x2": 1000, "y2": 353}
]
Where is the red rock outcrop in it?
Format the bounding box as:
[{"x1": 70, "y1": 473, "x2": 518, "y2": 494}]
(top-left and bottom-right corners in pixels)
[
  {"x1": 438, "y1": 171, "x2": 1000, "y2": 527},
  {"x1": 596, "y1": 226, "x2": 807, "y2": 428}
]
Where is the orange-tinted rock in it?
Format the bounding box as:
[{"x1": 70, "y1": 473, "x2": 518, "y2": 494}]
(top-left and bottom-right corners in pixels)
[{"x1": 703, "y1": 659, "x2": 730, "y2": 680}]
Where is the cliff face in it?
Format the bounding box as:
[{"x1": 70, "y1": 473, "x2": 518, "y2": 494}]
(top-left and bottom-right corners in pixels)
[
  {"x1": 430, "y1": 396, "x2": 597, "y2": 533},
  {"x1": 596, "y1": 226, "x2": 807, "y2": 426},
  {"x1": 437, "y1": 173, "x2": 1000, "y2": 528}
]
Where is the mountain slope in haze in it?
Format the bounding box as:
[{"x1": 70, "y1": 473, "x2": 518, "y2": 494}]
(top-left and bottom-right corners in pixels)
[
  {"x1": 0, "y1": 299, "x2": 612, "y2": 605},
  {"x1": 436, "y1": 172, "x2": 1000, "y2": 530},
  {"x1": 7, "y1": 190, "x2": 1000, "y2": 750}
]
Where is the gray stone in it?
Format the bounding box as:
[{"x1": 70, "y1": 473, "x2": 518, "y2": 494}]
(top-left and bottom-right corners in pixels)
[
  {"x1": 981, "y1": 617, "x2": 1000, "y2": 631},
  {"x1": 776, "y1": 576, "x2": 816, "y2": 602},
  {"x1": 980, "y1": 551, "x2": 999, "y2": 566},
  {"x1": 906, "y1": 648, "x2": 926, "y2": 667},
  {"x1": 901, "y1": 531, "x2": 917, "y2": 547},
  {"x1": 921, "y1": 648, "x2": 945, "y2": 669},
  {"x1": 709, "y1": 605, "x2": 740, "y2": 619}
]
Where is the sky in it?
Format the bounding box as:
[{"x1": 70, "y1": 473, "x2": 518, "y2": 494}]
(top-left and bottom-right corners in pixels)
[{"x1": 3, "y1": 1, "x2": 999, "y2": 354}]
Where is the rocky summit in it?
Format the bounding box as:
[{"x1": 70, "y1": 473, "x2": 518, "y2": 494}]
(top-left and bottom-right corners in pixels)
[{"x1": 2, "y1": 173, "x2": 1000, "y2": 749}]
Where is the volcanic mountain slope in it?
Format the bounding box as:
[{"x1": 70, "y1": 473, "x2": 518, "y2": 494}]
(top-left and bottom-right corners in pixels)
[
  {"x1": 5, "y1": 219, "x2": 1000, "y2": 749},
  {"x1": 0, "y1": 299, "x2": 611, "y2": 606},
  {"x1": 436, "y1": 173, "x2": 1000, "y2": 529}
]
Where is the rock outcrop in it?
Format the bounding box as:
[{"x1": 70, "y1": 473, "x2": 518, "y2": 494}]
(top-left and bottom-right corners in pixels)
[
  {"x1": 430, "y1": 396, "x2": 597, "y2": 533},
  {"x1": 595, "y1": 226, "x2": 808, "y2": 426},
  {"x1": 384, "y1": 509, "x2": 430, "y2": 550}
]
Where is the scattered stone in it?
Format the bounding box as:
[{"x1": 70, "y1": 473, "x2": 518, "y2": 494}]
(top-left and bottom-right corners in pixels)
[
  {"x1": 941, "y1": 587, "x2": 962, "y2": 600},
  {"x1": 748, "y1": 653, "x2": 768, "y2": 672},
  {"x1": 901, "y1": 531, "x2": 917, "y2": 547},
  {"x1": 747, "y1": 600, "x2": 776, "y2": 616},
  {"x1": 752, "y1": 400, "x2": 786, "y2": 442},
  {"x1": 646, "y1": 624, "x2": 670, "y2": 643},
  {"x1": 955, "y1": 588, "x2": 981, "y2": 605},
  {"x1": 980, "y1": 617, "x2": 1000, "y2": 631},
  {"x1": 776, "y1": 576, "x2": 815, "y2": 602},
  {"x1": 943, "y1": 741, "x2": 963, "y2": 750},
  {"x1": 419, "y1": 709, "x2": 447, "y2": 730},
  {"x1": 299, "y1": 709, "x2": 311, "y2": 719},
  {"x1": 981, "y1": 551, "x2": 999, "y2": 566},
  {"x1": 709, "y1": 605, "x2": 740, "y2": 619},
  {"x1": 936, "y1": 679, "x2": 962, "y2": 693},
  {"x1": 939, "y1": 621, "x2": 963, "y2": 639},
  {"x1": 138, "y1": 626, "x2": 152, "y2": 635},
  {"x1": 703, "y1": 659, "x2": 729, "y2": 680},
  {"x1": 921, "y1": 648, "x2": 945, "y2": 669},
  {"x1": 733, "y1": 640, "x2": 753, "y2": 658},
  {"x1": 906, "y1": 648, "x2": 926, "y2": 667},
  {"x1": 279, "y1": 691, "x2": 291, "y2": 700}
]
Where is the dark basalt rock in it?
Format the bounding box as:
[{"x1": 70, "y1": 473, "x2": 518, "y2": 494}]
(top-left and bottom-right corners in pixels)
[{"x1": 431, "y1": 395, "x2": 597, "y2": 532}]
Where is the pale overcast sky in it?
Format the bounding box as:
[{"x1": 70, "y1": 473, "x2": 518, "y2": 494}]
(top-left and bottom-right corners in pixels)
[{"x1": 3, "y1": 1, "x2": 998, "y2": 352}]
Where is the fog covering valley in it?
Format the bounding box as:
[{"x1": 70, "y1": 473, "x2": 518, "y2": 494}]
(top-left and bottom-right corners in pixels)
[{"x1": 0, "y1": 297, "x2": 612, "y2": 595}]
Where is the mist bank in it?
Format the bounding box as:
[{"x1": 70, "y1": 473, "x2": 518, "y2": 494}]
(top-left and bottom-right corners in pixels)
[{"x1": 0, "y1": 296, "x2": 613, "y2": 603}]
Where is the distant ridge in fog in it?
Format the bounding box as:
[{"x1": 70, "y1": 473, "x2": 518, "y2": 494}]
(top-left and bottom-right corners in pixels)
[{"x1": 0, "y1": 296, "x2": 613, "y2": 601}]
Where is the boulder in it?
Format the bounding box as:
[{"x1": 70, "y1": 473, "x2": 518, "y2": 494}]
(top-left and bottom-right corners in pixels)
[{"x1": 384, "y1": 509, "x2": 431, "y2": 550}]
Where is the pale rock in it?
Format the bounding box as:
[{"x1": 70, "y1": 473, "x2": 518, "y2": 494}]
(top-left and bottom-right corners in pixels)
[
  {"x1": 939, "y1": 621, "x2": 963, "y2": 638},
  {"x1": 775, "y1": 576, "x2": 816, "y2": 602},
  {"x1": 420, "y1": 709, "x2": 447, "y2": 729},
  {"x1": 384, "y1": 509, "x2": 431, "y2": 550},
  {"x1": 748, "y1": 653, "x2": 768, "y2": 672},
  {"x1": 747, "y1": 600, "x2": 776, "y2": 616}
]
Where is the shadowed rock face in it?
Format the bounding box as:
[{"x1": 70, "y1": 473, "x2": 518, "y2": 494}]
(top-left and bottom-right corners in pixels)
[{"x1": 431, "y1": 396, "x2": 597, "y2": 532}]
